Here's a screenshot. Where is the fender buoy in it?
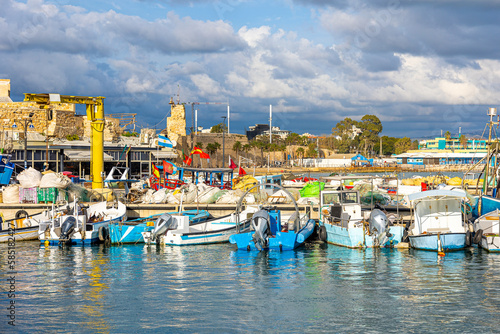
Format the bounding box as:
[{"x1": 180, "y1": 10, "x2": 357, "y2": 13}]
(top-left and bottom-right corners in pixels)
[
  {"x1": 465, "y1": 230, "x2": 472, "y2": 247},
  {"x1": 318, "y1": 225, "x2": 327, "y2": 242},
  {"x1": 98, "y1": 226, "x2": 109, "y2": 242},
  {"x1": 402, "y1": 228, "x2": 409, "y2": 243},
  {"x1": 473, "y1": 229, "x2": 483, "y2": 244},
  {"x1": 15, "y1": 210, "x2": 29, "y2": 219}
]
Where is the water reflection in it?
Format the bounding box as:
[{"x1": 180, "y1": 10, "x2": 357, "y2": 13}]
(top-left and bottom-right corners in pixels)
[{"x1": 1, "y1": 241, "x2": 500, "y2": 333}]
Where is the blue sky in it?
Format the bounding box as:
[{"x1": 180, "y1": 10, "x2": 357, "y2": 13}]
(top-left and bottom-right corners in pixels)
[{"x1": 2, "y1": 0, "x2": 500, "y2": 138}]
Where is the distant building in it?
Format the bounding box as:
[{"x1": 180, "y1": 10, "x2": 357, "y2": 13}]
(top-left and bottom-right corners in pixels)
[
  {"x1": 246, "y1": 124, "x2": 269, "y2": 140},
  {"x1": 418, "y1": 136, "x2": 488, "y2": 151}
]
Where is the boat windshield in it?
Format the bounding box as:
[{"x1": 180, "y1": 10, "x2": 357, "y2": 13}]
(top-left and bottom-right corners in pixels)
[{"x1": 322, "y1": 192, "x2": 358, "y2": 205}]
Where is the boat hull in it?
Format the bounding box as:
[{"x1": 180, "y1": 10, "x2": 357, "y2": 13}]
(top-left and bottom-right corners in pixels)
[
  {"x1": 323, "y1": 223, "x2": 404, "y2": 248},
  {"x1": 229, "y1": 219, "x2": 316, "y2": 251},
  {"x1": 0, "y1": 226, "x2": 38, "y2": 242},
  {"x1": 109, "y1": 210, "x2": 210, "y2": 244},
  {"x1": 409, "y1": 233, "x2": 466, "y2": 251},
  {"x1": 478, "y1": 235, "x2": 500, "y2": 252}
]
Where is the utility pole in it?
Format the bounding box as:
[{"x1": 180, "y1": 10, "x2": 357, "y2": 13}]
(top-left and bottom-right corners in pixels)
[
  {"x1": 221, "y1": 116, "x2": 226, "y2": 168},
  {"x1": 269, "y1": 104, "x2": 272, "y2": 144},
  {"x1": 188, "y1": 101, "x2": 229, "y2": 149}
]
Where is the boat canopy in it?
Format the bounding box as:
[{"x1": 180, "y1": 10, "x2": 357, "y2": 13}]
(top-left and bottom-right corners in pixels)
[{"x1": 408, "y1": 189, "x2": 467, "y2": 202}]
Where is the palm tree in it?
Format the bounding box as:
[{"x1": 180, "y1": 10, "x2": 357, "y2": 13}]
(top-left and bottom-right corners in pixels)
[
  {"x1": 242, "y1": 144, "x2": 251, "y2": 159},
  {"x1": 206, "y1": 143, "x2": 220, "y2": 167},
  {"x1": 296, "y1": 147, "x2": 305, "y2": 166},
  {"x1": 232, "y1": 141, "x2": 242, "y2": 160},
  {"x1": 460, "y1": 134, "x2": 468, "y2": 149}
]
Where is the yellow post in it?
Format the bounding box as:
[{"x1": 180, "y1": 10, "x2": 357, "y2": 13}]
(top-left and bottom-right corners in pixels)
[{"x1": 87, "y1": 102, "x2": 105, "y2": 189}]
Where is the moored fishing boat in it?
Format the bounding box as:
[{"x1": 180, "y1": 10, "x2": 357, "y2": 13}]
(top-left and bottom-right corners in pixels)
[
  {"x1": 109, "y1": 209, "x2": 210, "y2": 244},
  {"x1": 229, "y1": 183, "x2": 315, "y2": 251},
  {"x1": 39, "y1": 200, "x2": 127, "y2": 245},
  {"x1": 473, "y1": 209, "x2": 500, "y2": 252},
  {"x1": 141, "y1": 207, "x2": 259, "y2": 246},
  {"x1": 408, "y1": 189, "x2": 472, "y2": 252},
  {"x1": 317, "y1": 189, "x2": 403, "y2": 248}
]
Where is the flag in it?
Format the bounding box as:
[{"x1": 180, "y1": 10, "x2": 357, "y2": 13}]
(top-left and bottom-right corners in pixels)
[
  {"x1": 229, "y1": 157, "x2": 237, "y2": 169},
  {"x1": 239, "y1": 166, "x2": 246, "y2": 176},
  {"x1": 184, "y1": 155, "x2": 192, "y2": 166},
  {"x1": 191, "y1": 146, "x2": 210, "y2": 159},
  {"x1": 152, "y1": 163, "x2": 160, "y2": 178},
  {"x1": 163, "y1": 160, "x2": 174, "y2": 175},
  {"x1": 157, "y1": 134, "x2": 173, "y2": 148}
]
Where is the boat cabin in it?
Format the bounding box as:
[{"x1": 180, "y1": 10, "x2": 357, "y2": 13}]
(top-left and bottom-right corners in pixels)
[
  {"x1": 320, "y1": 190, "x2": 363, "y2": 229},
  {"x1": 408, "y1": 189, "x2": 468, "y2": 235}
]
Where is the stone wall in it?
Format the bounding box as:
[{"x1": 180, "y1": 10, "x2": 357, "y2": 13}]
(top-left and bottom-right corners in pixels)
[
  {"x1": 0, "y1": 100, "x2": 123, "y2": 140},
  {"x1": 82, "y1": 115, "x2": 122, "y2": 142},
  {"x1": 166, "y1": 103, "x2": 186, "y2": 143},
  {"x1": 0, "y1": 79, "x2": 11, "y2": 101}
]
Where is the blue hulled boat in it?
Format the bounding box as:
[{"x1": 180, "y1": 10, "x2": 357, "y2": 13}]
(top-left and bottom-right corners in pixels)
[
  {"x1": 408, "y1": 189, "x2": 472, "y2": 252},
  {"x1": 229, "y1": 207, "x2": 315, "y2": 251},
  {"x1": 109, "y1": 210, "x2": 210, "y2": 244}
]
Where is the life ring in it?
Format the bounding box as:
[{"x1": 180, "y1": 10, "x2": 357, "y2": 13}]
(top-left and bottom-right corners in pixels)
[
  {"x1": 318, "y1": 225, "x2": 327, "y2": 242},
  {"x1": 15, "y1": 210, "x2": 29, "y2": 219},
  {"x1": 465, "y1": 230, "x2": 472, "y2": 247},
  {"x1": 98, "y1": 226, "x2": 109, "y2": 242},
  {"x1": 473, "y1": 229, "x2": 483, "y2": 244}
]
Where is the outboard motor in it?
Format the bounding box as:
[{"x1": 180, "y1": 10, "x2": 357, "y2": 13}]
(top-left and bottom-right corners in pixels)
[
  {"x1": 150, "y1": 213, "x2": 177, "y2": 244},
  {"x1": 251, "y1": 210, "x2": 271, "y2": 251},
  {"x1": 59, "y1": 216, "x2": 77, "y2": 244},
  {"x1": 368, "y1": 209, "x2": 392, "y2": 246}
]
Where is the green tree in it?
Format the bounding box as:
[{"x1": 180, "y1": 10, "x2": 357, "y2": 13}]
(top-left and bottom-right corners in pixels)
[
  {"x1": 444, "y1": 131, "x2": 451, "y2": 140},
  {"x1": 206, "y1": 142, "x2": 221, "y2": 167},
  {"x1": 232, "y1": 141, "x2": 242, "y2": 158},
  {"x1": 358, "y1": 115, "x2": 383, "y2": 156},
  {"x1": 242, "y1": 144, "x2": 251, "y2": 158},
  {"x1": 306, "y1": 143, "x2": 317, "y2": 157},
  {"x1": 395, "y1": 137, "x2": 412, "y2": 154},
  {"x1": 211, "y1": 123, "x2": 227, "y2": 133},
  {"x1": 460, "y1": 134, "x2": 468, "y2": 149},
  {"x1": 296, "y1": 147, "x2": 305, "y2": 165},
  {"x1": 195, "y1": 142, "x2": 203, "y2": 149}
]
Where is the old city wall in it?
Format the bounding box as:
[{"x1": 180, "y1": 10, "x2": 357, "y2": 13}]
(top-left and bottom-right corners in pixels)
[{"x1": 0, "y1": 101, "x2": 81, "y2": 138}]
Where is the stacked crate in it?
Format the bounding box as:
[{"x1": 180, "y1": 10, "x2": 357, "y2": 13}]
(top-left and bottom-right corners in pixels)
[
  {"x1": 37, "y1": 187, "x2": 68, "y2": 203},
  {"x1": 19, "y1": 187, "x2": 38, "y2": 204}
]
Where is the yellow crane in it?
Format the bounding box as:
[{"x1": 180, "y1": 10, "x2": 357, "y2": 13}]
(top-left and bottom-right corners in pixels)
[{"x1": 24, "y1": 93, "x2": 106, "y2": 189}]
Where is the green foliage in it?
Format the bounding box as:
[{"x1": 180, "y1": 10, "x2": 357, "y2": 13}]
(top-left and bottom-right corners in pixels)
[
  {"x1": 195, "y1": 142, "x2": 203, "y2": 149},
  {"x1": 122, "y1": 131, "x2": 139, "y2": 137},
  {"x1": 232, "y1": 141, "x2": 242, "y2": 154},
  {"x1": 444, "y1": 131, "x2": 451, "y2": 140},
  {"x1": 211, "y1": 123, "x2": 227, "y2": 133},
  {"x1": 66, "y1": 134, "x2": 79, "y2": 141},
  {"x1": 306, "y1": 143, "x2": 317, "y2": 157},
  {"x1": 395, "y1": 137, "x2": 412, "y2": 154}
]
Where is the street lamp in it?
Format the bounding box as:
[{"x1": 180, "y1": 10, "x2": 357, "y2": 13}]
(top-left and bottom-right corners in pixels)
[
  {"x1": 13, "y1": 112, "x2": 34, "y2": 169},
  {"x1": 221, "y1": 116, "x2": 226, "y2": 168}
]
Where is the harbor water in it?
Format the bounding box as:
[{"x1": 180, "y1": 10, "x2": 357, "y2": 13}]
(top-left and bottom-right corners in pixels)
[{"x1": 2, "y1": 241, "x2": 500, "y2": 333}]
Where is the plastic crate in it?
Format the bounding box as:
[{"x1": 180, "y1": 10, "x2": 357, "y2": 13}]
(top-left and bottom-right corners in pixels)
[
  {"x1": 19, "y1": 187, "x2": 38, "y2": 204},
  {"x1": 37, "y1": 187, "x2": 68, "y2": 203}
]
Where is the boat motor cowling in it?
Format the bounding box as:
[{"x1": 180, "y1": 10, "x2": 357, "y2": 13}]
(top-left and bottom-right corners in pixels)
[
  {"x1": 59, "y1": 216, "x2": 77, "y2": 242},
  {"x1": 368, "y1": 209, "x2": 392, "y2": 245},
  {"x1": 251, "y1": 210, "x2": 271, "y2": 251},
  {"x1": 151, "y1": 213, "x2": 177, "y2": 242}
]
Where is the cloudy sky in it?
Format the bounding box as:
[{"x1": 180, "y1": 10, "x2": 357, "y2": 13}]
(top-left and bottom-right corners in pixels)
[{"x1": 1, "y1": 0, "x2": 500, "y2": 138}]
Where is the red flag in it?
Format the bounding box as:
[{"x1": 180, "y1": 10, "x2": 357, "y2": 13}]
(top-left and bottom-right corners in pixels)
[
  {"x1": 239, "y1": 166, "x2": 246, "y2": 176},
  {"x1": 163, "y1": 160, "x2": 174, "y2": 175},
  {"x1": 191, "y1": 146, "x2": 210, "y2": 159},
  {"x1": 229, "y1": 157, "x2": 237, "y2": 169},
  {"x1": 183, "y1": 154, "x2": 192, "y2": 166}
]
